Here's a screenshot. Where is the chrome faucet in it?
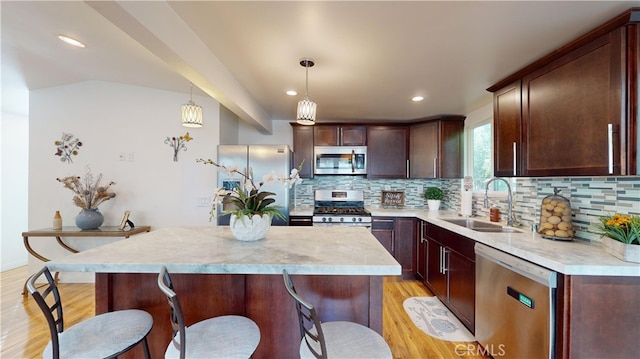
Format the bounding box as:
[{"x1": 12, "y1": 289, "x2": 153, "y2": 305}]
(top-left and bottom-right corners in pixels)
[{"x1": 484, "y1": 177, "x2": 518, "y2": 227}]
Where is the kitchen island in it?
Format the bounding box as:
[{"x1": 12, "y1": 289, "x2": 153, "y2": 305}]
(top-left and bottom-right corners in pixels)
[{"x1": 46, "y1": 226, "x2": 401, "y2": 359}]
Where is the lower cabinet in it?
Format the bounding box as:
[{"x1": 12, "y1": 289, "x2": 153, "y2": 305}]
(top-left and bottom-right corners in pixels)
[
  {"x1": 424, "y1": 222, "x2": 475, "y2": 333},
  {"x1": 416, "y1": 220, "x2": 428, "y2": 281},
  {"x1": 371, "y1": 216, "x2": 416, "y2": 279}
]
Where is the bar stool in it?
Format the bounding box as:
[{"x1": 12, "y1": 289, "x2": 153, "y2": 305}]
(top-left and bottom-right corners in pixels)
[
  {"x1": 157, "y1": 266, "x2": 261, "y2": 358},
  {"x1": 27, "y1": 266, "x2": 152, "y2": 359},
  {"x1": 282, "y1": 269, "x2": 392, "y2": 359}
]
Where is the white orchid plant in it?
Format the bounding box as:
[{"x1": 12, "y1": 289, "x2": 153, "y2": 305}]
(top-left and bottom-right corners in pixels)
[{"x1": 197, "y1": 158, "x2": 303, "y2": 221}]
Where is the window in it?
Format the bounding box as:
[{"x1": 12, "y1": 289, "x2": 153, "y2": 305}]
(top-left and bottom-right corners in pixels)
[{"x1": 466, "y1": 118, "x2": 508, "y2": 193}]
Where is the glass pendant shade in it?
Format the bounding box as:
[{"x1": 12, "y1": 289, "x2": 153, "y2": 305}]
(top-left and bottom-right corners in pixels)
[
  {"x1": 181, "y1": 101, "x2": 203, "y2": 127},
  {"x1": 297, "y1": 97, "x2": 316, "y2": 125}
]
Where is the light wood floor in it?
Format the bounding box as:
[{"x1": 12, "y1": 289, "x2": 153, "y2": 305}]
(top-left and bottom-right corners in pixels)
[{"x1": 1, "y1": 266, "x2": 488, "y2": 358}]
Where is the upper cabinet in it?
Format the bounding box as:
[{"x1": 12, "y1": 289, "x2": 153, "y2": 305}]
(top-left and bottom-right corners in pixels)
[
  {"x1": 367, "y1": 125, "x2": 409, "y2": 179},
  {"x1": 488, "y1": 9, "x2": 639, "y2": 176},
  {"x1": 409, "y1": 116, "x2": 465, "y2": 179},
  {"x1": 493, "y1": 81, "x2": 523, "y2": 177},
  {"x1": 291, "y1": 124, "x2": 314, "y2": 179},
  {"x1": 314, "y1": 125, "x2": 367, "y2": 146}
]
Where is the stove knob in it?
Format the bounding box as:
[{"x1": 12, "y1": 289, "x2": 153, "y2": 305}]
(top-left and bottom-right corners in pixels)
[
  {"x1": 340, "y1": 217, "x2": 344, "y2": 222},
  {"x1": 322, "y1": 217, "x2": 327, "y2": 223},
  {"x1": 328, "y1": 217, "x2": 332, "y2": 222},
  {"x1": 352, "y1": 217, "x2": 357, "y2": 222},
  {"x1": 357, "y1": 217, "x2": 362, "y2": 222}
]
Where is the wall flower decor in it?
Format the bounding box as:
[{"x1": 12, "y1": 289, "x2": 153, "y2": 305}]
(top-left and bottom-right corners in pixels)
[
  {"x1": 165, "y1": 132, "x2": 193, "y2": 162},
  {"x1": 54, "y1": 132, "x2": 82, "y2": 163}
]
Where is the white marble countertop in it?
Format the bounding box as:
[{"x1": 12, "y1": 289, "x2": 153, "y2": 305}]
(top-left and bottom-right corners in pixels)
[
  {"x1": 47, "y1": 226, "x2": 402, "y2": 276},
  {"x1": 367, "y1": 207, "x2": 640, "y2": 277}
]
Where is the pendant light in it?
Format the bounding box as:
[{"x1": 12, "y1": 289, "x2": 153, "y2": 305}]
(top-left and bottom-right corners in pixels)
[
  {"x1": 296, "y1": 58, "x2": 316, "y2": 125},
  {"x1": 181, "y1": 83, "x2": 203, "y2": 128}
]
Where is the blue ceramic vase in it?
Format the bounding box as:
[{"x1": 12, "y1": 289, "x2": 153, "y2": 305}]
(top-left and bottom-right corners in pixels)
[{"x1": 75, "y1": 208, "x2": 104, "y2": 230}]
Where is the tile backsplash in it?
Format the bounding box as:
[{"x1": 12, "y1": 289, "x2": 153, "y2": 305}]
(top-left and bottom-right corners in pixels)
[{"x1": 294, "y1": 175, "x2": 639, "y2": 242}]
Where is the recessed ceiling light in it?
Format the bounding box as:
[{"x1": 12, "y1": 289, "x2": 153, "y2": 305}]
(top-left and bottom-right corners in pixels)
[
  {"x1": 58, "y1": 35, "x2": 86, "y2": 48},
  {"x1": 411, "y1": 96, "x2": 424, "y2": 102},
  {"x1": 286, "y1": 90, "x2": 297, "y2": 96}
]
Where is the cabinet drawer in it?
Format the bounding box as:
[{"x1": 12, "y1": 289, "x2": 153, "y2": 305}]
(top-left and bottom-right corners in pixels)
[
  {"x1": 289, "y1": 216, "x2": 313, "y2": 226},
  {"x1": 427, "y1": 223, "x2": 475, "y2": 260},
  {"x1": 371, "y1": 217, "x2": 395, "y2": 230}
]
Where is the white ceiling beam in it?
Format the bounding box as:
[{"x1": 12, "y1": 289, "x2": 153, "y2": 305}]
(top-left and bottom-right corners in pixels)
[{"x1": 86, "y1": 0, "x2": 273, "y2": 134}]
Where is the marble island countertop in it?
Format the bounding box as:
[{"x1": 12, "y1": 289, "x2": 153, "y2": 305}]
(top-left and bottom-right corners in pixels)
[
  {"x1": 47, "y1": 226, "x2": 402, "y2": 276},
  {"x1": 372, "y1": 208, "x2": 640, "y2": 277}
]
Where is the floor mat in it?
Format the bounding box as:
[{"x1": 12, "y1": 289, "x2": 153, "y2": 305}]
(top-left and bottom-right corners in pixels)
[{"x1": 403, "y1": 296, "x2": 475, "y2": 342}]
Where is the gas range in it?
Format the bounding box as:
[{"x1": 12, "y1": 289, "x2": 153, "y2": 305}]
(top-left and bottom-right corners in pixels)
[{"x1": 312, "y1": 190, "x2": 371, "y2": 226}]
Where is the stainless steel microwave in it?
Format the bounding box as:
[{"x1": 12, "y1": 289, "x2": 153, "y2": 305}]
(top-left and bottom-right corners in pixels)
[{"x1": 314, "y1": 146, "x2": 367, "y2": 175}]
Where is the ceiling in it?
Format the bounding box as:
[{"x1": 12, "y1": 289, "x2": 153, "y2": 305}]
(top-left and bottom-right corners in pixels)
[{"x1": 2, "y1": 1, "x2": 637, "y2": 132}]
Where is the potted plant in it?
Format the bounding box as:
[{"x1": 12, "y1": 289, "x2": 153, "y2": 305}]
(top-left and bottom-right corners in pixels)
[
  {"x1": 596, "y1": 213, "x2": 640, "y2": 263},
  {"x1": 424, "y1": 187, "x2": 444, "y2": 211},
  {"x1": 197, "y1": 158, "x2": 303, "y2": 241}
]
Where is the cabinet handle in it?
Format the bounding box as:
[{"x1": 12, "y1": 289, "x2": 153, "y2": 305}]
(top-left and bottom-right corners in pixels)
[
  {"x1": 391, "y1": 231, "x2": 395, "y2": 253},
  {"x1": 607, "y1": 124, "x2": 613, "y2": 174},
  {"x1": 433, "y1": 158, "x2": 437, "y2": 177},
  {"x1": 439, "y1": 247, "x2": 444, "y2": 274},
  {"x1": 420, "y1": 222, "x2": 424, "y2": 243},
  {"x1": 406, "y1": 160, "x2": 410, "y2": 178},
  {"x1": 339, "y1": 127, "x2": 342, "y2": 145},
  {"x1": 373, "y1": 219, "x2": 394, "y2": 223},
  {"x1": 442, "y1": 249, "x2": 448, "y2": 274},
  {"x1": 513, "y1": 142, "x2": 517, "y2": 176}
]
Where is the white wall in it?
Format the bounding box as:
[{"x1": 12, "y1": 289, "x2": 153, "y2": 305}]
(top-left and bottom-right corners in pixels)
[
  {"x1": 28, "y1": 81, "x2": 220, "y2": 281},
  {"x1": 238, "y1": 119, "x2": 293, "y2": 146},
  {"x1": 1, "y1": 111, "x2": 29, "y2": 270}
]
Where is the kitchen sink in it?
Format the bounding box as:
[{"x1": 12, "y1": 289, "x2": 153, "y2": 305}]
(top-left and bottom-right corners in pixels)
[
  {"x1": 442, "y1": 218, "x2": 502, "y2": 229},
  {"x1": 442, "y1": 218, "x2": 522, "y2": 233}
]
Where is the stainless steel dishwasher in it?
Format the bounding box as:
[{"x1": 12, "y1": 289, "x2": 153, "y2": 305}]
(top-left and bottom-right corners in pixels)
[{"x1": 475, "y1": 243, "x2": 557, "y2": 359}]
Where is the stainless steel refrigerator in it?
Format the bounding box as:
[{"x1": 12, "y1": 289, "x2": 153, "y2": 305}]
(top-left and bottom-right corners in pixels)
[{"x1": 217, "y1": 145, "x2": 293, "y2": 226}]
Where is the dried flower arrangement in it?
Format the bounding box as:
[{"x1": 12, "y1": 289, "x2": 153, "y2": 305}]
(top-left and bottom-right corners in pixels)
[{"x1": 56, "y1": 169, "x2": 116, "y2": 209}]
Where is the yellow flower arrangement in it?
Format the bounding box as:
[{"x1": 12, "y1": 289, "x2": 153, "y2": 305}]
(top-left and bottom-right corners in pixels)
[{"x1": 597, "y1": 213, "x2": 640, "y2": 245}]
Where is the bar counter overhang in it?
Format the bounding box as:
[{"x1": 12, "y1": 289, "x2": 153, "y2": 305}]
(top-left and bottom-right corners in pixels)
[{"x1": 46, "y1": 226, "x2": 401, "y2": 358}]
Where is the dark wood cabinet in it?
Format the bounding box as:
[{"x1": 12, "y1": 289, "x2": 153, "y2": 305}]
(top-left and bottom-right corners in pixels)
[
  {"x1": 367, "y1": 125, "x2": 409, "y2": 179},
  {"x1": 291, "y1": 124, "x2": 314, "y2": 178},
  {"x1": 493, "y1": 81, "x2": 523, "y2": 176},
  {"x1": 416, "y1": 220, "x2": 428, "y2": 282},
  {"x1": 522, "y1": 28, "x2": 625, "y2": 176},
  {"x1": 371, "y1": 217, "x2": 394, "y2": 254},
  {"x1": 489, "y1": 9, "x2": 639, "y2": 176},
  {"x1": 555, "y1": 274, "x2": 640, "y2": 359},
  {"x1": 314, "y1": 125, "x2": 366, "y2": 146},
  {"x1": 426, "y1": 237, "x2": 447, "y2": 299},
  {"x1": 409, "y1": 116, "x2": 465, "y2": 178},
  {"x1": 394, "y1": 217, "x2": 416, "y2": 278},
  {"x1": 424, "y1": 223, "x2": 475, "y2": 333},
  {"x1": 371, "y1": 216, "x2": 416, "y2": 279}
]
